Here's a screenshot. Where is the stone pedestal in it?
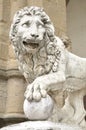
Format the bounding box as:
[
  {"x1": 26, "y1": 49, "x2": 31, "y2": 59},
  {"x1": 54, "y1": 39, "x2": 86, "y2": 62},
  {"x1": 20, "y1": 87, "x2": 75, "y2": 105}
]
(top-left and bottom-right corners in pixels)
[{"x1": 0, "y1": 121, "x2": 84, "y2": 130}]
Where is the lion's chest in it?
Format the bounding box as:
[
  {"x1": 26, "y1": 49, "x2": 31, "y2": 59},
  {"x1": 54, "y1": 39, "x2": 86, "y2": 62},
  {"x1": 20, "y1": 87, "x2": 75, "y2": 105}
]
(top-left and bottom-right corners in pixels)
[
  {"x1": 32, "y1": 48, "x2": 55, "y2": 78},
  {"x1": 23, "y1": 45, "x2": 61, "y2": 83},
  {"x1": 27, "y1": 50, "x2": 56, "y2": 81}
]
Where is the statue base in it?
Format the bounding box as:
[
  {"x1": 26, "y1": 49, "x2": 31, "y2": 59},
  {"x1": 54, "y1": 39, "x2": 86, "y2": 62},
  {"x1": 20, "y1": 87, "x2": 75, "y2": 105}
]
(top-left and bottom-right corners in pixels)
[{"x1": 0, "y1": 121, "x2": 84, "y2": 130}]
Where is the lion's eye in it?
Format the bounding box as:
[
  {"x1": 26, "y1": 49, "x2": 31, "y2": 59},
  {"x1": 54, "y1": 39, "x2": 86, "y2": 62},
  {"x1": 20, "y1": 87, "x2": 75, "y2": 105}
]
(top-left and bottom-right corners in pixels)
[
  {"x1": 38, "y1": 23, "x2": 44, "y2": 28},
  {"x1": 38, "y1": 25, "x2": 43, "y2": 28},
  {"x1": 22, "y1": 22, "x2": 30, "y2": 27}
]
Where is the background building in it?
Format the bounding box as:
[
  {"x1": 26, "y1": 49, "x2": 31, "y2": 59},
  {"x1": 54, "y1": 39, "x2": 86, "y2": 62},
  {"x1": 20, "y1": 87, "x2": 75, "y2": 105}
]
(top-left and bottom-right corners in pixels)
[{"x1": 67, "y1": 0, "x2": 86, "y2": 57}]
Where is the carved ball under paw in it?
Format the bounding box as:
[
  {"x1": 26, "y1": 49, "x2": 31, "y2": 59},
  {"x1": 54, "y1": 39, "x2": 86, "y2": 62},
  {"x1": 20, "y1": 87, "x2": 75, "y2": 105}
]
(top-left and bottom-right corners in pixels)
[{"x1": 23, "y1": 94, "x2": 54, "y2": 120}]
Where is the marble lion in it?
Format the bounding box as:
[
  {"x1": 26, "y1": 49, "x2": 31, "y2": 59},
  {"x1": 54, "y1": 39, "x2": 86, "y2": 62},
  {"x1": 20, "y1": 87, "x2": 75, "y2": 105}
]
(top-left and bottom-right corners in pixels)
[{"x1": 10, "y1": 6, "x2": 86, "y2": 126}]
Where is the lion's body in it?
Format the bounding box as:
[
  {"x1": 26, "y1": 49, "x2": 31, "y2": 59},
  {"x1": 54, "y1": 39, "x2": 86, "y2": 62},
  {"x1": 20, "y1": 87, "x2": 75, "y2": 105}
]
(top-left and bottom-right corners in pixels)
[
  {"x1": 65, "y1": 51, "x2": 86, "y2": 91},
  {"x1": 10, "y1": 6, "x2": 86, "y2": 126}
]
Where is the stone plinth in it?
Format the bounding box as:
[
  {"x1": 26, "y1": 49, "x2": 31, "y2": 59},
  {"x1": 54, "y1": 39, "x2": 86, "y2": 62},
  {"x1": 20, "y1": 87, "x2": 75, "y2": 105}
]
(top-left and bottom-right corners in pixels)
[{"x1": 0, "y1": 121, "x2": 83, "y2": 130}]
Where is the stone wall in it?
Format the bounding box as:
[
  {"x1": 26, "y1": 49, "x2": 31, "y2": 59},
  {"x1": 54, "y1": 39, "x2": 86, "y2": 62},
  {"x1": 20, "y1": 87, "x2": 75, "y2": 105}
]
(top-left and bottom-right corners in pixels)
[{"x1": 0, "y1": 0, "x2": 67, "y2": 127}]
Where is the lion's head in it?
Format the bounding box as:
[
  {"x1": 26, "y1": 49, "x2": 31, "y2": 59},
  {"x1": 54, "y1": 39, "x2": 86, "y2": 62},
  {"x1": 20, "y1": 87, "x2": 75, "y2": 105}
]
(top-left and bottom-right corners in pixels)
[{"x1": 10, "y1": 6, "x2": 55, "y2": 54}]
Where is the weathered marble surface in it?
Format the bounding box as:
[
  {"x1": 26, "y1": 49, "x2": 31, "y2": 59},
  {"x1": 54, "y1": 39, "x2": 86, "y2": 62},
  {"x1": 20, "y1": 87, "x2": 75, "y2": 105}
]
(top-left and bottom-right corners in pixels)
[
  {"x1": 0, "y1": 121, "x2": 83, "y2": 130},
  {"x1": 9, "y1": 6, "x2": 86, "y2": 128}
]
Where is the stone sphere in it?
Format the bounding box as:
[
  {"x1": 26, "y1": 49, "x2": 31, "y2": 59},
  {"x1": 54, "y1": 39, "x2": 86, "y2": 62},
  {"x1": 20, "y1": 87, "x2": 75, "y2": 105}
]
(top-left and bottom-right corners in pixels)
[{"x1": 23, "y1": 95, "x2": 54, "y2": 120}]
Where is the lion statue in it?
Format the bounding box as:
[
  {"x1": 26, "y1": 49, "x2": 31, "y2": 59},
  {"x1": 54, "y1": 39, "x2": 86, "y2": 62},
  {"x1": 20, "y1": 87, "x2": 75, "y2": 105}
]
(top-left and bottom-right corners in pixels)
[{"x1": 10, "y1": 6, "x2": 86, "y2": 126}]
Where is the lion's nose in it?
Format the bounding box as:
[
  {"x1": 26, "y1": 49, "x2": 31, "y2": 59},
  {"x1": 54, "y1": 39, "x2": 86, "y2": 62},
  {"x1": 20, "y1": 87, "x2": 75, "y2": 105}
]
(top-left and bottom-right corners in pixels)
[{"x1": 31, "y1": 34, "x2": 39, "y2": 38}]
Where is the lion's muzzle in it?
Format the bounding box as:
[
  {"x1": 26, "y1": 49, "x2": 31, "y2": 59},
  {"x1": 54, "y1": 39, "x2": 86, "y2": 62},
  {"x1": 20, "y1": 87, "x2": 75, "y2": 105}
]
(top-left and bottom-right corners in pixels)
[{"x1": 23, "y1": 41, "x2": 39, "y2": 49}]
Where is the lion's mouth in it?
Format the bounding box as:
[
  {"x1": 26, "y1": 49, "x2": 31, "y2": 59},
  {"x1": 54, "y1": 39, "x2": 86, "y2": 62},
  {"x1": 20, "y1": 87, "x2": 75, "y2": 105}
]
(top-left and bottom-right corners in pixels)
[{"x1": 23, "y1": 41, "x2": 39, "y2": 49}]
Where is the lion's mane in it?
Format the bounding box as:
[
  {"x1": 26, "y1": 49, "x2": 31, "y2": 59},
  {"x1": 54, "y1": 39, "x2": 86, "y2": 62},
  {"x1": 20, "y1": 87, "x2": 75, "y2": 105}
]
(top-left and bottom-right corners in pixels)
[{"x1": 10, "y1": 6, "x2": 64, "y2": 83}]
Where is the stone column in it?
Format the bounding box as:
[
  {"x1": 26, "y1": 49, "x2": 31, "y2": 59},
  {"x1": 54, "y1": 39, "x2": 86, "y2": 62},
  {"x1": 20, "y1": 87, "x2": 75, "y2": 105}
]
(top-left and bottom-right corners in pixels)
[
  {"x1": 0, "y1": 78, "x2": 7, "y2": 118},
  {"x1": 27, "y1": 0, "x2": 43, "y2": 7},
  {"x1": 4, "y1": 0, "x2": 27, "y2": 123},
  {"x1": 0, "y1": 0, "x2": 9, "y2": 69},
  {"x1": 5, "y1": 77, "x2": 26, "y2": 119},
  {"x1": 0, "y1": 0, "x2": 10, "y2": 118}
]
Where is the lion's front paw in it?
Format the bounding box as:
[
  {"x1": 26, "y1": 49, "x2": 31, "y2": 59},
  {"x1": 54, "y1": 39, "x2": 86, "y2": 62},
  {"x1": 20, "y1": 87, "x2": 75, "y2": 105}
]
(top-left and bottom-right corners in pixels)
[{"x1": 24, "y1": 79, "x2": 47, "y2": 101}]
